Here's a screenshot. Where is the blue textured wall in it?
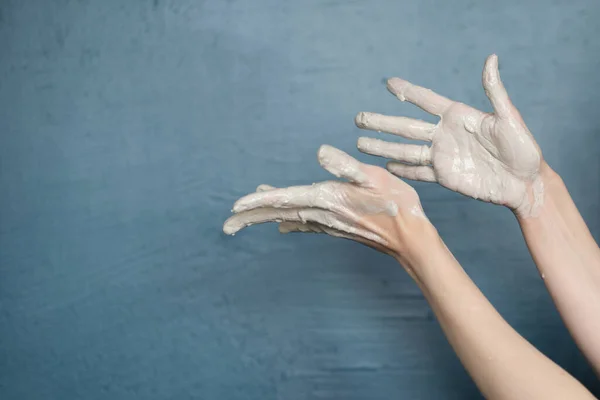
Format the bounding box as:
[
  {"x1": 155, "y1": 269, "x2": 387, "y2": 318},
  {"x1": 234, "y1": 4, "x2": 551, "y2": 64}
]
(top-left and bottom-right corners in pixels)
[{"x1": 1, "y1": 1, "x2": 599, "y2": 399}]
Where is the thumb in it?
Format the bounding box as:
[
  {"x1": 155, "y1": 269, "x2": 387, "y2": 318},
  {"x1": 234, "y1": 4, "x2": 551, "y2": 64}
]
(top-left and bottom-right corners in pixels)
[
  {"x1": 317, "y1": 145, "x2": 372, "y2": 187},
  {"x1": 482, "y1": 54, "x2": 515, "y2": 119}
]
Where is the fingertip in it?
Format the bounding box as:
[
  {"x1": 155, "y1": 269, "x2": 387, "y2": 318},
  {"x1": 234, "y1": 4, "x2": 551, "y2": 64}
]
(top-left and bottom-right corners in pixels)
[
  {"x1": 317, "y1": 144, "x2": 346, "y2": 166},
  {"x1": 232, "y1": 199, "x2": 247, "y2": 213},
  {"x1": 222, "y1": 218, "x2": 239, "y2": 235},
  {"x1": 355, "y1": 112, "x2": 366, "y2": 128},
  {"x1": 483, "y1": 54, "x2": 501, "y2": 87},
  {"x1": 486, "y1": 53, "x2": 498, "y2": 65},
  {"x1": 317, "y1": 144, "x2": 368, "y2": 185},
  {"x1": 386, "y1": 77, "x2": 408, "y2": 100},
  {"x1": 317, "y1": 144, "x2": 329, "y2": 165},
  {"x1": 256, "y1": 184, "x2": 274, "y2": 192},
  {"x1": 386, "y1": 161, "x2": 402, "y2": 174},
  {"x1": 357, "y1": 136, "x2": 373, "y2": 152},
  {"x1": 386, "y1": 77, "x2": 403, "y2": 88},
  {"x1": 357, "y1": 136, "x2": 366, "y2": 149},
  {"x1": 317, "y1": 144, "x2": 332, "y2": 159}
]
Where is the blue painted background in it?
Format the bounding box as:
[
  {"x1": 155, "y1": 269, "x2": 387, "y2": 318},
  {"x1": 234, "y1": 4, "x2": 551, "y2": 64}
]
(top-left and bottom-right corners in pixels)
[{"x1": 1, "y1": 0, "x2": 599, "y2": 398}]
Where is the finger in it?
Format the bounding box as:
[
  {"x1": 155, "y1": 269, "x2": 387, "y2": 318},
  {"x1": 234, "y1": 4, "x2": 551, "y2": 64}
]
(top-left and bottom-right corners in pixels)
[
  {"x1": 358, "y1": 137, "x2": 431, "y2": 165},
  {"x1": 278, "y1": 221, "x2": 325, "y2": 234},
  {"x1": 224, "y1": 207, "x2": 308, "y2": 235},
  {"x1": 387, "y1": 77, "x2": 453, "y2": 116},
  {"x1": 482, "y1": 54, "x2": 514, "y2": 119},
  {"x1": 317, "y1": 144, "x2": 371, "y2": 187},
  {"x1": 278, "y1": 217, "x2": 384, "y2": 246},
  {"x1": 279, "y1": 221, "x2": 388, "y2": 252},
  {"x1": 279, "y1": 221, "x2": 355, "y2": 239},
  {"x1": 256, "y1": 184, "x2": 311, "y2": 235},
  {"x1": 386, "y1": 162, "x2": 436, "y2": 182},
  {"x1": 256, "y1": 185, "x2": 312, "y2": 234},
  {"x1": 224, "y1": 207, "x2": 369, "y2": 239},
  {"x1": 256, "y1": 184, "x2": 308, "y2": 233},
  {"x1": 232, "y1": 182, "x2": 339, "y2": 213},
  {"x1": 256, "y1": 184, "x2": 275, "y2": 192},
  {"x1": 355, "y1": 112, "x2": 435, "y2": 141}
]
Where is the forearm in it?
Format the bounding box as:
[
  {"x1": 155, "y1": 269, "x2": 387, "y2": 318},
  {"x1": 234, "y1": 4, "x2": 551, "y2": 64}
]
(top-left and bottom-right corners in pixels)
[
  {"x1": 517, "y1": 164, "x2": 600, "y2": 373},
  {"x1": 397, "y1": 229, "x2": 595, "y2": 400}
]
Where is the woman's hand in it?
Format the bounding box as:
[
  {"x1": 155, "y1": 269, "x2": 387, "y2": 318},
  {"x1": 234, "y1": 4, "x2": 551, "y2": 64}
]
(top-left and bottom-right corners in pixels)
[
  {"x1": 223, "y1": 145, "x2": 436, "y2": 265},
  {"x1": 355, "y1": 54, "x2": 544, "y2": 217}
]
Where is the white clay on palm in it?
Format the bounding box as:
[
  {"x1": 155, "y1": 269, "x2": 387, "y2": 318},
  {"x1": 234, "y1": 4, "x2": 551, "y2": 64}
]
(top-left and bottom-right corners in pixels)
[{"x1": 356, "y1": 54, "x2": 543, "y2": 217}]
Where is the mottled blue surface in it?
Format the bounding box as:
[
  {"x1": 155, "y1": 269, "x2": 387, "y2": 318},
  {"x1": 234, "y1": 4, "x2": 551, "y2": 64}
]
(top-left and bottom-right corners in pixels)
[{"x1": 1, "y1": 0, "x2": 599, "y2": 399}]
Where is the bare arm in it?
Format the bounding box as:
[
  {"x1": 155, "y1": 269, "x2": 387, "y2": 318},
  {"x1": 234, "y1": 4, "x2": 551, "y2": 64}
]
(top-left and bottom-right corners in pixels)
[
  {"x1": 402, "y1": 229, "x2": 595, "y2": 400},
  {"x1": 355, "y1": 54, "x2": 600, "y2": 374},
  {"x1": 517, "y1": 164, "x2": 600, "y2": 374},
  {"x1": 224, "y1": 145, "x2": 595, "y2": 399}
]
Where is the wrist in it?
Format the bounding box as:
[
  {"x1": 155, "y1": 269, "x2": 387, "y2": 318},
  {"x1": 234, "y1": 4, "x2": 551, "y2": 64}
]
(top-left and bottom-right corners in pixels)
[
  {"x1": 536, "y1": 161, "x2": 563, "y2": 194},
  {"x1": 390, "y1": 217, "x2": 445, "y2": 280},
  {"x1": 514, "y1": 161, "x2": 563, "y2": 220}
]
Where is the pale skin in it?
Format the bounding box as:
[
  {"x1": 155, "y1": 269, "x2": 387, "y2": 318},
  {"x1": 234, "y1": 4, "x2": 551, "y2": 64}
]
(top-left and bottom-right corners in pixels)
[
  {"x1": 224, "y1": 145, "x2": 595, "y2": 399},
  {"x1": 356, "y1": 55, "x2": 543, "y2": 217},
  {"x1": 356, "y1": 54, "x2": 600, "y2": 376}
]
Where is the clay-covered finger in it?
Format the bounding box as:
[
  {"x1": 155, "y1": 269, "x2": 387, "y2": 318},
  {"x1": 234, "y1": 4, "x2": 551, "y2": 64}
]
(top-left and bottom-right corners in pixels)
[
  {"x1": 278, "y1": 221, "x2": 325, "y2": 234},
  {"x1": 482, "y1": 54, "x2": 514, "y2": 119},
  {"x1": 279, "y1": 221, "x2": 357, "y2": 240},
  {"x1": 387, "y1": 77, "x2": 453, "y2": 116},
  {"x1": 224, "y1": 207, "x2": 379, "y2": 243},
  {"x1": 225, "y1": 208, "x2": 348, "y2": 235},
  {"x1": 317, "y1": 144, "x2": 371, "y2": 187},
  {"x1": 232, "y1": 182, "x2": 340, "y2": 213},
  {"x1": 386, "y1": 162, "x2": 437, "y2": 182},
  {"x1": 355, "y1": 112, "x2": 435, "y2": 141},
  {"x1": 224, "y1": 208, "x2": 307, "y2": 235},
  {"x1": 358, "y1": 137, "x2": 431, "y2": 165},
  {"x1": 251, "y1": 188, "x2": 344, "y2": 236},
  {"x1": 279, "y1": 212, "x2": 385, "y2": 245},
  {"x1": 279, "y1": 221, "x2": 387, "y2": 250}
]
